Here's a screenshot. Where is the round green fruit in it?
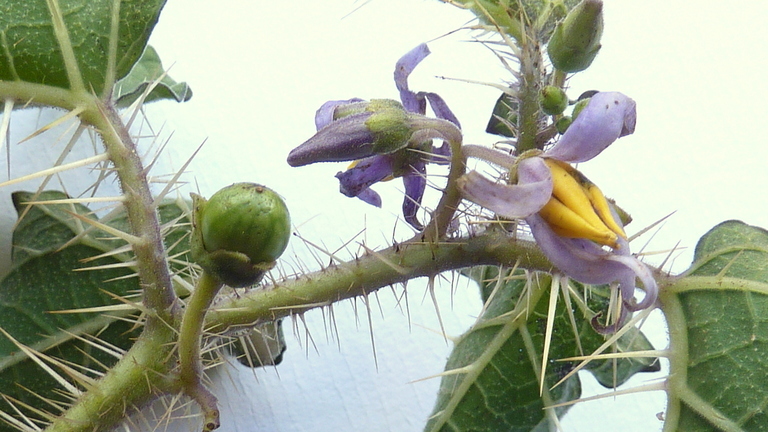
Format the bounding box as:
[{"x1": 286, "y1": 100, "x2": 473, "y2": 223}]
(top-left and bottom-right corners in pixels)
[{"x1": 198, "y1": 183, "x2": 291, "y2": 282}]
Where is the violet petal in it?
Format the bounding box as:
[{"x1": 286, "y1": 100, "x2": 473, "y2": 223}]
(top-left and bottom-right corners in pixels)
[
  {"x1": 423, "y1": 92, "x2": 461, "y2": 128},
  {"x1": 335, "y1": 155, "x2": 394, "y2": 198},
  {"x1": 526, "y1": 214, "x2": 631, "y2": 284},
  {"x1": 544, "y1": 92, "x2": 637, "y2": 163},
  {"x1": 526, "y1": 214, "x2": 657, "y2": 310},
  {"x1": 395, "y1": 43, "x2": 430, "y2": 114},
  {"x1": 402, "y1": 163, "x2": 427, "y2": 229},
  {"x1": 356, "y1": 188, "x2": 383, "y2": 208},
  {"x1": 288, "y1": 112, "x2": 375, "y2": 167},
  {"x1": 457, "y1": 157, "x2": 553, "y2": 219},
  {"x1": 314, "y1": 98, "x2": 365, "y2": 130}
]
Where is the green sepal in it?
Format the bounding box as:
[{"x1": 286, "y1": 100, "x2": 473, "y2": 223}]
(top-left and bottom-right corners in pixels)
[
  {"x1": 365, "y1": 99, "x2": 413, "y2": 154},
  {"x1": 540, "y1": 85, "x2": 569, "y2": 115}
]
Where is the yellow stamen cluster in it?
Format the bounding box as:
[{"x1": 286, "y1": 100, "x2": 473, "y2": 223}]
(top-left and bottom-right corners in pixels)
[{"x1": 539, "y1": 158, "x2": 627, "y2": 248}]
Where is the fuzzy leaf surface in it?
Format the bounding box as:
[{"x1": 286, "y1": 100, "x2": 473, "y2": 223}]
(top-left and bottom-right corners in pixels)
[
  {"x1": 425, "y1": 266, "x2": 658, "y2": 432},
  {"x1": 0, "y1": 191, "x2": 191, "y2": 429},
  {"x1": 0, "y1": 0, "x2": 166, "y2": 94},
  {"x1": 424, "y1": 267, "x2": 579, "y2": 432},
  {"x1": 670, "y1": 220, "x2": 768, "y2": 431}
]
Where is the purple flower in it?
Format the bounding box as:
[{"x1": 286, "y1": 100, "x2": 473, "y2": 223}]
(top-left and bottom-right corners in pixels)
[
  {"x1": 287, "y1": 44, "x2": 461, "y2": 230},
  {"x1": 459, "y1": 92, "x2": 656, "y2": 313}
]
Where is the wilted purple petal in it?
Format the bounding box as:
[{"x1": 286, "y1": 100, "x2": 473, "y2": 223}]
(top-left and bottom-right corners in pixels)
[
  {"x1": 457, "y1": 157, "x2": 553, "y2": 219},
  {"x1": 356, "y1": 188, "x2": 382, "y2": 208},
  {"x1": 544, "y1": 92, "x2": 637, "y2": 163},
  {"x1": 288, "y1": 113, "x2": 375, "y2": 167},
  {"x1": 314, "y1": 98, "x2": 365, "y2": 130},
  {"x1": 527, "y1": 214, "x2": 657, "y2": 311},
  {"x1": 607, "y1": 253, "x2": 658, "y2": 311},
  {"x1": 335, "y1": 155, "x2": 394, "y2": 198},
  {"x1": 402, "y1": 163, "x2": 427, "y2": 229},
  {"x1": 527, "y1": 214, "x2": 630, "y2": 284},
  {"x1": 423, "y1": 92, "x2": 461, "y2": 128},
  {"x1": 395, "y1": 43, "x2": 431, "y2": 114}
]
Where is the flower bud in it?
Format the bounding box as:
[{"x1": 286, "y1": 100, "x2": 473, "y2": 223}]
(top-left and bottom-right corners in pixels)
[
  {"x1": 540, "y1": 86, "x2": 568, "y2": 115},
  {"x1": 571, "y1": 97, "x2": 590, "y2": 120},
  {"x1": 191, "y1": 183, "x2": 291, "y2": 287},
  {"x1": 547, "y1": 0, "x2": 603, "y2": 73},
  {"x1": 555, "y1": 116, "x2": 573, "y2": 134}
]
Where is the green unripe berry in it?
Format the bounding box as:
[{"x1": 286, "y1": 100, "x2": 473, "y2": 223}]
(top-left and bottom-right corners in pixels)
[
  {"x1": 540, "y1": 86, "x2": 569, "y2": 115},
  {"x1": 191, "y1": 183, "x2": 291, "y2": 287},
  {"x1": 571, "y1": 97, "x2": 590, "y2": 120},
  {"x1": 555, "y1": 116, "x2": 573, "y2": 134}
]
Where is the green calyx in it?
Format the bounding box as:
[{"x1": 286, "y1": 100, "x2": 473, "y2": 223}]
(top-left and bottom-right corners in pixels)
[
  {"x1": 547, "y1": 0, "x2": 603, "y2": 73},
  {"x1": 191, "y1": 183, "x2": 291, "y2": 287},
  {"x1": 365, "y1": 99, "x2": 413, "y2": 154}
]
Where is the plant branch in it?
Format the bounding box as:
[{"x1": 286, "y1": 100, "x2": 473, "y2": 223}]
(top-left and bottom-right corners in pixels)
[
  {"x1": 177, "y1": 271, "x2": 224, "y2": 432},
  {"x1": 206, "y1": 230, "x2": 553, "y2": 333}
]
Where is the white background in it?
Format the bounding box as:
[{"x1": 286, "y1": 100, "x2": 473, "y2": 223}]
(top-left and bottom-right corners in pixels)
[{"x1": 3, "y1": 0, "x2": 768, "y2": 431}]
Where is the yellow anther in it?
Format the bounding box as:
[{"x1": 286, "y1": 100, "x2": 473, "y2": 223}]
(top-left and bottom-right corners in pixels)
[
  {"x1": 582, "y1": 181, "x2": 627, "y2": 239},
  {"x1": 539, "y1": 158, "x2": 625, "y2": 248},
  {"x1": 539, "y1": 196, "x2": 619, "y2": 248}
]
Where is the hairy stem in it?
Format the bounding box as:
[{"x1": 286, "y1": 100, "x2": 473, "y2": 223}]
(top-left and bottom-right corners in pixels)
[
  {"x1": 516, "y1": 34, "x2": 544, "y2": 154},
  {"x1": 80, "y1": 99, "x2": 181, "y2": 325},
  {"x1": 206, "y1": 230, "x2": 553, "y2": 333},
  {"x1": 417, "y1": 118, "x2": 465, "y2": 242},
  {"x1": 177, "y1": 271, "x2": 224, "y2": 432},
  {"x1": 45, "y1": 326, "x2": 176, "y2": 432}
]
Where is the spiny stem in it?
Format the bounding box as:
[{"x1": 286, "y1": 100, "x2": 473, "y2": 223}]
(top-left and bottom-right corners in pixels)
[
  {"x1": 80, "y1": 99, "x2": 181, "y2": 325},
  {"x1": 177, "y1": 271, "x2": 224, "y2": 432},
  {"x1": 515, "y1": 34, "x2": 544, "y2": 154},
  {"x1": 45, "y1": 326, "x2": 176, "y2": 432},
  {"x1": 206, "y1": 230, "x2": 553, "y2": 332}
]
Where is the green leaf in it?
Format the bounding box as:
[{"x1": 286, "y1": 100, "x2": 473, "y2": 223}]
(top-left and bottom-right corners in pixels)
[
  {"x1": 425, "y1": 267, "x2": 580, "y2": 432},
  {"x1": 580, "y1": 283, "x2": 660, "y2": 388},
  {"x1": 426, "y1": 266, "x2": 659, "y2": 432},
  {"x1": 113, "y1": 45, "x2": 192, "y2": 107},
  {"x1": 666, "y1": 220, "x2": 768, "y2": 431},
  {"x1": 0, "y1": 191, "x2": 191, "y2": 429},
  {"x1": 485, "y1": 93, "x2": 518, "y2": 138},
  {"x1": 0, "y1": 0, "x2": 166, "y2": 94}
]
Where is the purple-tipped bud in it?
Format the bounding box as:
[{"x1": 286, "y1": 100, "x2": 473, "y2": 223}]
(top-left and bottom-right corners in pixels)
[
  {"x1": 288, "y1": 99, "x2": 414, "y2": 167},
  {"x1": 287, "y1": 112, "x2": 377, "y2": 167}
]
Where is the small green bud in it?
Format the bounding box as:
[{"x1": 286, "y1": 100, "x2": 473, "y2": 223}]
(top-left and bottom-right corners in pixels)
[
  {"x1": 571, "y1": 97, "x2": 590, "y2": 120},
  {"x1": 547, "y1": 0, "x2": 604, "y2": 73},
  {"x1": 555, "y1": 116, "x2": 573, "y2": 134},
  {"x1": 540, "y1": 86, "x2": 569, "y2": 115},
  {"x1": 191, "y1": 183, "x2": 291, "y2": 287},
  {"x1": 365, "y1": 99, "x2": 413, "y2": 154}
]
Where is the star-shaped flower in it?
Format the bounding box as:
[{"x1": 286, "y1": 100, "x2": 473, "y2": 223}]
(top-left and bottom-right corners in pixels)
[
  {"x1": 459, "y1": 91, "x2": 656, "y2": 313},
  {"x1": 287, "y1": 44, "x2": 460, "y2": 230}
]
